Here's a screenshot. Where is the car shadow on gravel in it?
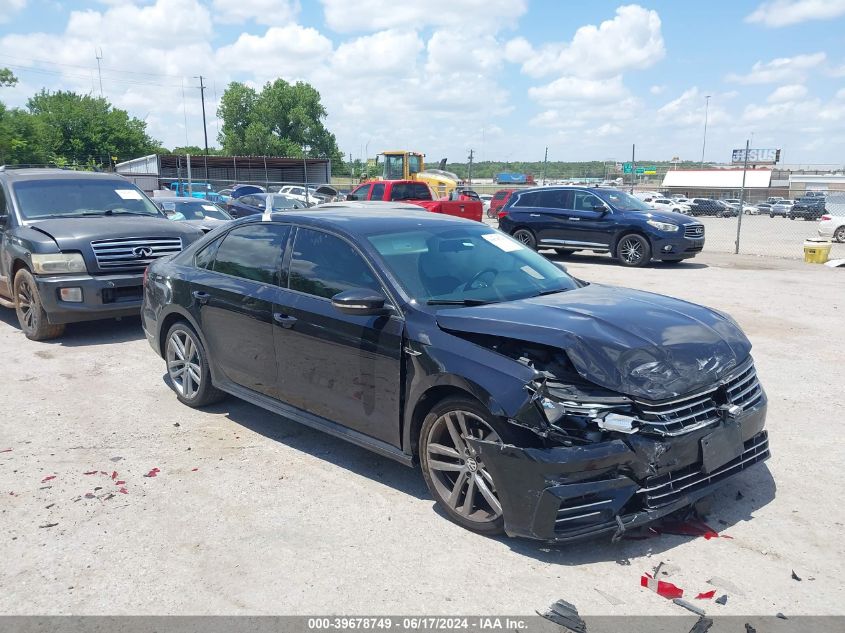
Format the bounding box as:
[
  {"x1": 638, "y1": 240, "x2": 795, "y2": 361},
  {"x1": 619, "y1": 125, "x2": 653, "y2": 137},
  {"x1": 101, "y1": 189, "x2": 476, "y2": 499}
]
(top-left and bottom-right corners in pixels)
[
  {"x1": 544, "y1": 250, "x2": 710, "y2": 270},
  {"x1": 500, "y1": 463, "x2": 776, "y2": 565},
  {"x1": 200, "y1": 393, "x2": 431, "y2": 501},
  {"x1": 0, "y1": 309, "x2": 145, "y2": 346}
]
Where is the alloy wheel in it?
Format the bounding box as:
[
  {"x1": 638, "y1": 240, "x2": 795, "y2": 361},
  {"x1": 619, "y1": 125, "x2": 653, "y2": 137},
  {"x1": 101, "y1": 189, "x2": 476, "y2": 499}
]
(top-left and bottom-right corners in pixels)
[
  {"x1": 425, "y1": 410, "x2": 503, "y2": 523},
  {"x1": 16, "y1": 278, "x2": 36, "y2": 332},
  {"x1": 619, "y1": 237, "x2": 644, "y2": 265},
  {"x1": 514, "y1": 230, "x2": 532, "y2": 245},
  {"x1": 166, "y1": 329, "x2": 202, "y2": 399}
]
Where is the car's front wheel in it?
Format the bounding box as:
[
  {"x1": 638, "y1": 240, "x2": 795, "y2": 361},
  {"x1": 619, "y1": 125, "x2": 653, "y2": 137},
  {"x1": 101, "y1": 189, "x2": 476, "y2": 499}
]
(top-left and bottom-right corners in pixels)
[
  {"x1": 420, "y1": 397, "x2": 517, "y2": 535},
  {"x1": 165, "y1": 322, "x2": 225, "y2": 407},
  {"x1": 13, "y1": 269, "x2": 65, "y2": 341},
  {"x1": 616, "y1": 234, "x2": 651, "y2": 267}
]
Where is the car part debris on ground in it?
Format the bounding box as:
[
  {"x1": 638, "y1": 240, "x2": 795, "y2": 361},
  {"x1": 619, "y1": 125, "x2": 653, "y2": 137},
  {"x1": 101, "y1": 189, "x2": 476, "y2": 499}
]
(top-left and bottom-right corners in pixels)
[
  {"x1": 715, "y1": 594, "x2": 728, "y2": 605},
  {"x1": 641, "y1": 572, "x2": 684, "y2": 599},
  {"x1": 696, "y1": 590, "x2": 716, "y2": 599},
  {"x1": 673, "y1": 598, "x2": 705, "y2": 616},
  {"x1": 538, "y1": 599, "x2": 586, "y2": 633}
]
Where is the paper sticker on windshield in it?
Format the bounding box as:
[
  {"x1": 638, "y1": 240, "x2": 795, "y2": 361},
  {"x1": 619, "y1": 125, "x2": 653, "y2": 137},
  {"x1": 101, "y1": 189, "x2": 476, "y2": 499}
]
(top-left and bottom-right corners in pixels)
[
  {"x1": 482, "y1": 232, "x2": 523, "y2": 252},
  {"x1": 202, "y1": 205, "x2": 217, "y2": 211},
  {"x1": 115, "y1": 189, "x2": 143, "y2": 200}
]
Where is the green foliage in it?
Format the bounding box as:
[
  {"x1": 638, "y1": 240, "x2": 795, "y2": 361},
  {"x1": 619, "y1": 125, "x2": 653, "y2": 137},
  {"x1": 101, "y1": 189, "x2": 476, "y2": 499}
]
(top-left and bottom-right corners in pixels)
[
  {"x1": 0, "y1": 102, "x2": 55, "y2": 165},
  {"x1": 0, "y1": 68, "x2": 18, "y2": 87},
  {"x1": 165, "y1": 145, "x2": 224, "y2": 156},
  {"x1": 217, "y1": 79, "x2": 343, "y2": 171}
]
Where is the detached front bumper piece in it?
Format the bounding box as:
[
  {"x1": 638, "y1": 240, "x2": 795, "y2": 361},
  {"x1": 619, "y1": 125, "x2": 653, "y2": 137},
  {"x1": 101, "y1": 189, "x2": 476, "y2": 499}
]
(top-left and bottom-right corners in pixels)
[{"x1": 470, "y1": 399, "x2": 769, "y2": 542}]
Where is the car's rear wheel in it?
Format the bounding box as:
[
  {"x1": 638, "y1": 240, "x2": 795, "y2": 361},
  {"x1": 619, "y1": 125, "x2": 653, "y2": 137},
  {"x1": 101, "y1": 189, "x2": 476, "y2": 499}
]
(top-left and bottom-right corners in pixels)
[
  {"x1": 716, "y1": 210, "x2": 724, "y2": 218},
  {"x1": 834, "y1": 226, "x2": 845, "y2": 242},
  {"x1": 420, "y1": 397, "x2": 518, "y2": 535},
  {"x1": 165, "y1": 322, "x2": 225, "y2": 407},
  {"x1": 616, "y1": 234, "x2": 651, "y2": 267},
  {"x1": 770, "y1": 213, "x2": 775, "y2": 218},
  {"x1": 13, "y1": 269, "x2": 65, "y2": 341},
  {"x1": 511, "y1": 228, "x2": 537, "y2": 250},
  {"x1": 554, "y1": 248, "x2": 575, "y2": 257}
]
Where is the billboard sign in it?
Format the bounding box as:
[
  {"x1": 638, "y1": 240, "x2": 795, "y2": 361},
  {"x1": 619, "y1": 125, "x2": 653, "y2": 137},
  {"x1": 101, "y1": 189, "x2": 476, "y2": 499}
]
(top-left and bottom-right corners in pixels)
[{"x1": 731, "y1": 148, "x2": 780, "y2": 164}]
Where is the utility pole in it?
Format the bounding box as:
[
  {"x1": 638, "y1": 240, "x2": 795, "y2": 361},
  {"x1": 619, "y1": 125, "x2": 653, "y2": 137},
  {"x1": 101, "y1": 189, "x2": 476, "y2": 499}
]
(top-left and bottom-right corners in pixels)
[
  {"x1": 630, "y1": 144, "x2": 636, "y2": 193},
  {"x1": 95, "y1": 48, "x2": 104, "y2": 97},
  {"x1": 701, "y1": 95, "x2": 711, "y2": 167},
  {"x1": 349, "y1": 153, "x2": 354, "y2": 188},
  {"x1": 196, "y1": 76, "x2": 209, "y2": 156},
  {"x1": 735, "y1": 139, "x2": 750, "y2": 254},
  {"x1": 542, "y1": 146, "x2": 548, "y2": 185},
  {"x1": 467, "y1": 149, "x2": 474, "y2": 185}
]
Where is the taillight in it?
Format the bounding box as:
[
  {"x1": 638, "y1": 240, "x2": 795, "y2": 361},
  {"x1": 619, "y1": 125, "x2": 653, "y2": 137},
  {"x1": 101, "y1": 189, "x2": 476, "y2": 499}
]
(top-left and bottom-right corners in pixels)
[
  {"x1": 821, "y1": 215, "x2": 831, "y2": 221},
  {"x1": 497, "y1": 210, "x2": 508, "y2": 219}
]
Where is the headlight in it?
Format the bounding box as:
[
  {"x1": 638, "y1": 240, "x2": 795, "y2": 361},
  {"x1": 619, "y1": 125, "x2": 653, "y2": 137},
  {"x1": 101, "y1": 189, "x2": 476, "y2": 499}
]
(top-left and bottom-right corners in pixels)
[
  {"x1": 646, "y1": 220, "x2": 679, "y2": 232},
  {"x1": 30, "y1": 252, "x2": 87, "y2": 274}
]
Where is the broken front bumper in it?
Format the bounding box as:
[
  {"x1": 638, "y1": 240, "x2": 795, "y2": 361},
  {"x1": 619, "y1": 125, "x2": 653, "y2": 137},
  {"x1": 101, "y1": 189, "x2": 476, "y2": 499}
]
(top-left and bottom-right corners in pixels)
[{"x1": 470, "y1": 396, "x2": 769, "y2": 542}]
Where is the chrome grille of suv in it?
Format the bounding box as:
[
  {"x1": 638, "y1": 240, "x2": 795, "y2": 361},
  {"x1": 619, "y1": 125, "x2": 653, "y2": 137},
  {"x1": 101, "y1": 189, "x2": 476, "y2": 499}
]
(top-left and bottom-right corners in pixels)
[
  {"x1": 635, "y1": 359, "x2": 762, "y2": 436},
  {"x1": 684, "y1": 224, "x2": 705, "y2": 239},
  {"x1": 91, "y1": 237, "x2": 183, "y2": 270}
]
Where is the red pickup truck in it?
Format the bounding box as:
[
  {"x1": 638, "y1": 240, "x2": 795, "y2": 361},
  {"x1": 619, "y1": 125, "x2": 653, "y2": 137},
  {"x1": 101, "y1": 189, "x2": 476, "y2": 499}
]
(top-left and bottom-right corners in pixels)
[{"x1": 347, "y1": 180, "x2": 482, "y2": 222}]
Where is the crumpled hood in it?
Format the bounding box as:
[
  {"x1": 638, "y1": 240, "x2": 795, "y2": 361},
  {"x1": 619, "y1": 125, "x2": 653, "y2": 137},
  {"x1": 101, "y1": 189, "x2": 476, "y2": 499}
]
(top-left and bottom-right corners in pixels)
[
  {"x1": 435, "y1": 284, "x2": 751, "y2": 400},
  {"x1": 29, "y1": 217, "x2": 199, "y2": 250}
]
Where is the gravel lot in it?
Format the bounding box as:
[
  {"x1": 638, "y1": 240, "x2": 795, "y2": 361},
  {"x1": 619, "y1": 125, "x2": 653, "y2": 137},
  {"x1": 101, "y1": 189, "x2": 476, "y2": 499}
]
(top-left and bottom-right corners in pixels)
[{"x1": 1, "y1": 251, "x2": 843, "y2": 617}]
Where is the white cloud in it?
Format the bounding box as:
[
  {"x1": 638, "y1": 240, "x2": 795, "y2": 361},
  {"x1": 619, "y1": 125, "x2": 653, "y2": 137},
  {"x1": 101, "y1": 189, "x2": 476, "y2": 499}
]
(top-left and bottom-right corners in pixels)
[
  {"x1": 650, "y1": 84, "x2": 666, "y2": 95},
  {"x1": 216, "y1": 25, "x2": 333, "y2": 81},
  {"x1": 320, "y1": 0, "x2": 526, "y2": 33},
  {"x1": 211, "y1": 0, "x2": 299, "y2": 25},
  {"x1": 0, "y1": 0, "x2": 26, "y2": 24},
  {"x1": 726, "y1": 52, "x2": 826, "y2": 83},
  {"x1": 509, "y1": 5, "x2": 665, "y2": 78},
  {"x1": 657, "y1": 88, "x2": 730, "y2": 127},
  {"x1": 767, "y1": 83, "x2": 808, "y2": 102},
  {"x1": 331, "y1": 29, "x2": 423, "y2": 77},
  {"x1": 528, "y1": 75, "x2": 628, "y2": 105},
  {"x1": 746, "y1": 0, "x2": 845, "y2": 27}
]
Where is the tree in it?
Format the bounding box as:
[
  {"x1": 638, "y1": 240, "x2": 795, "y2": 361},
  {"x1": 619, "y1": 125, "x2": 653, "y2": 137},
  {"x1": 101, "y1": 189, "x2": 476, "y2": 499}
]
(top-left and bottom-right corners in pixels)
[
  {"x1": 217, "y1": 79, "x2": 342, "y2": 169},
  {"x1": 0, "y1": 103, "x2": 56, "y2": 165},
  {"x1": 26, "y1": 90, "x2": 162, "y2": 165},
  {"x1": 0, "y1": 68, "x2": 18, "y2": 87}
]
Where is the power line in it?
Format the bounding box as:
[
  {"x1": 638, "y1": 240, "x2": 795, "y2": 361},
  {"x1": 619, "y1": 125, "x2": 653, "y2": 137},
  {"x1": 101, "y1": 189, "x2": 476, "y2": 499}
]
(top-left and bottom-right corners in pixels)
[{"x1": 0, "y1": 53, "x2": 188, "y2": 80}]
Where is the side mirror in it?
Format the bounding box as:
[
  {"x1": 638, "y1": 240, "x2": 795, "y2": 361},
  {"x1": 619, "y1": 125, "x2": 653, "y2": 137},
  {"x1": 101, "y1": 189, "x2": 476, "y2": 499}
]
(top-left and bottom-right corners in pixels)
[
  {"x1": 331, "y1": 289, "x2": 389, "y2": 316},
  {"x1": 592, "y1": 205, "x2": 609, "y2": 214},
  {"x1": 346, "y1": 193, "x2": 358, "y2": 201}
]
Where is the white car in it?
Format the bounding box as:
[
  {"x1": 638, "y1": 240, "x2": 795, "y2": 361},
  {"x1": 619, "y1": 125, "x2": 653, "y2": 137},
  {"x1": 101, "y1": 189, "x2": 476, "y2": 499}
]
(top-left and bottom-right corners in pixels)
[
  {"x1": 818, "y1": 214, "x2": 845, "y2": 242},
  {"x1": 277, "y1": 185, "x2": 321, "y2": 206},
  {"x1": 479, "y1": 193, "x2": 493, "y2": 217},
  {"x1": 648, "y1": 197, "x2": 690, "y2": 214},
  {"x1": 743, "y1": 203, "x2": 760, "y2": 215}
]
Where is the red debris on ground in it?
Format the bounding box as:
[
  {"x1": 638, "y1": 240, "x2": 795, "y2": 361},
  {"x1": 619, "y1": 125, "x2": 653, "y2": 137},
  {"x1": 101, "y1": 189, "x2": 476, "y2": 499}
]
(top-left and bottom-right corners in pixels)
[
  {"x1": 111, "y1": 471, "x2": 118, "y2": 480},
  {"x1": 696, "y1": 590, "x2": 716, "y2": 600},
  {"x1": 191, "y1": 468, "x2": 198, "y2": 472},
  {"x1": 641, "y1": 573, "x2": 684, "y2": 599},
  {"x1": 41, "y1": 475, "x2": 56, "y2": 483},
  {"x1": 118, "y1": 487, "x2": 128, "y2": 494},
  {"x1": 115, "y1": 480, "x2": 125, "y2": 486},
  {"x1": 656, "y1": 518, "x2": 732, "y2": 540},
  {"x1": 83, "y1": 470, "x2": 98, "y2": 475},
  {"x1": 143, "y1": 467, "x2": 160, "y2": 478}
]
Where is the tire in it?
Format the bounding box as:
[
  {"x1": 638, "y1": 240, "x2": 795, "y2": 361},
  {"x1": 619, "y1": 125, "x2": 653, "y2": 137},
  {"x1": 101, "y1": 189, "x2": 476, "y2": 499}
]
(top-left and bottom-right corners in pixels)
[
  {"x1": 164, "y1": 321, "x2": 225, "y2": 407},
  {"x1": 716, "y1": 210, "x2": 724, "y2": 218},
  {"x1": 789, "y1": 214, "x2": 795, "y2": 220},
  {"x1": 770, "y1": 213, "x2": 775, "y2": 218},
  {"x1": 13, "y1": 269, "x2": 65, "y2": 341},
  {"x1": 511, "y1": 228, "x2": 537, "y2": 250},
  {"x1": 616, "y1": 233, "x2": 651, "y2": 267},
  {"x1": 554, "y1": 249, "x2": 575, "y2": 257},
  {"x1": 834, "y1": 226, "x2": 845, "y2": 243},
  {"x1": 486, "y1": 208, "x2": 496, "y2": 219},
  {"x1": 662, "y1": 258, "x2": 684, "y2": 264},
  {"x1": 419, "y1": 396, "x2": 523, "y2": 536}
]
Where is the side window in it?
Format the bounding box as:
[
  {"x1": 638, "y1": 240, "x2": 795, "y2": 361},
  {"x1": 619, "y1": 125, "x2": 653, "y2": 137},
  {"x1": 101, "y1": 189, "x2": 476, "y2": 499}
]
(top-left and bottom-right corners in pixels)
[
  {"x1": 536, "y1": 189, "x2": 572, "y2": 209},
  {"x1": 195, "y1": 238, "x2": 221, "y2": 270},
  {"x1": 289, "y1": 228, "x2": 382, "y2": 300},
  {"x1": 0, "y1": 185, "x2": 7, "y2": 216},
  {"x1": 573, "y1": 191, "x2": 601, "y2": 211},
  {"x1": 211, "y1": 224, "x2": 290, "y2": 285},
  {"x1": 370, "y1": 183, "x2": 385, "y2": 200},
  {"x1": 513, "y1": 191, "x2": 539, "y2": 207},
  {"x1": 412, "y1": 183, "x2": 432, "y2": 200},
  {"x1": 353, "y1": 184, "x2": 372, "y2": 200},
  {"x1": 240, "y1": 195, "x2": 254, "y2": 207},
  {"x1": 389, "y1": 183, "x2": 410, "y2": 200},
  {"x1": 493, "y1": 191, "x2": 506, "y2": 200}
]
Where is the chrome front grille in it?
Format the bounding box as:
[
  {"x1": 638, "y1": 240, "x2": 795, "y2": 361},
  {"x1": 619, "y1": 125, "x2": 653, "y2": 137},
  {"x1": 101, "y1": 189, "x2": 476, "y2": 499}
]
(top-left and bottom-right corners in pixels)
[
  {"x1": 91, "y1": 237, "x2": 183, "y2": 270},
  {"x1": 684, "y1": 224, "x2": 705, "y2": 239},
  {"x1": 635, "y1": 359, "x2": 763, "y2": 436},
  {"x1": 639, "y1": 431, "x2": 770, "y2": 508}
]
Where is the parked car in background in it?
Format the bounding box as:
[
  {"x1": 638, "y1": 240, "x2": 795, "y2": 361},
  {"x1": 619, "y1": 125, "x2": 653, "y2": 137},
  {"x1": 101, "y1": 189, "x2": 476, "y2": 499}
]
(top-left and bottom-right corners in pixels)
[
  {"x1": 818, "y1": 214, "x2": 845, "y2": 242},
  {"x1": 790, "y1": 196, "x2": 827, "y2": 221},
  {"x1": 489, "y1": 188, "x2": 517, "y2": 218},
  {"x1": 226, "y1": 193, "x2": 305, "y2": 218},
  {"x1": 348, "y1": 180, "x2": 483, "y2": 222},
  {"x1": 687, "y1": 198, "x2": 725, "y2": 217},
  {"x1": 767, "y1": 197, "x2": 785, "y2": 205},
  {"x1": 498, "y1": 186, "x2": 705, "y2": 267},
  {"x1": 715, "y1": 201, "x2": 738, "y2": 218},
  {"x1": 277, "y1": 185, "x2": 323, "y2": 206},
  {"x1": 155, "y1": 197, "x2": 233, "y2": 233},
  {"x1": 216, "y1": 188, "x2": 233, "y2": 203},
  {"x1": 142, "y1": 206, "x2": 768, "y2": 541},
  {"x1": 755, "y1": 203, "x2": 772, "y2": 215},
  {"x1": 229, "y1": 184, "x2": 265, "y2": 200},
  {"x1": 169, "y1": 181, "x2": 218, "y2": 200},
  {"x1": 721, "y1": 198, "x2": 742, "y2": 211},
  {"x1": 742, "y1": 203, "x2": 760, "y2": 215},
  {"x1": 648, "y1": 197, "x2": 690, "y2": 214},
  {"x1": 769, "y1": 200, "x2": 793, "y2": 217},
  {"x1": 479, "y1": 194, "x2": 493, "y2": 217},
  {"x1": 0, "y1": 167, "x2": 201, "y2": 340}
]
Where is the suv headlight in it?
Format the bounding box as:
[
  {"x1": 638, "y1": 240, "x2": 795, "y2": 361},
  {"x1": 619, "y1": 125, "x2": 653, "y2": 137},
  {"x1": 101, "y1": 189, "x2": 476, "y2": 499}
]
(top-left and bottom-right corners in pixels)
[
  {"x1": 30, "y1": 252, "x2": 87, "y2": 274},
  {"x1": 646, "y1": 220, "x2": 679, "y2": 232}
]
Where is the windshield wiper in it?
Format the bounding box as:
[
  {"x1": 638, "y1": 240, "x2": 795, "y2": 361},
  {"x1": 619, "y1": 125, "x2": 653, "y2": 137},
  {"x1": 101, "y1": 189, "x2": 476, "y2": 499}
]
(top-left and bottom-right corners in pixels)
[
  {"x1": 426, "y1": 298, "x2": 494, "y2": 306},
  {"x1": 103, "y1": 209, "x2": 156, "y2": 217},
  {"x1": 532, "y1": 287, "x2": 572, "y2": 297}
]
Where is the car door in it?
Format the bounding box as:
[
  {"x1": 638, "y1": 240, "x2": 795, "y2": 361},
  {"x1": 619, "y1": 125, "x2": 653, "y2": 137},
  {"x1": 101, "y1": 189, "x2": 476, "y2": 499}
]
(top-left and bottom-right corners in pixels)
[
  {"x1": 190, "y1": 223, "x2": 291, "y2": 398},
  {"x1": 509, "y1": 189, "x2": 572, "y2": 247},
  {"x1": 272, "y1": 226, "x2": 403, "y2": 446},
  {"x1": 0, "y1": 183, "x2": 13, "y2": 298},
  {"x1": 553, "y1": 189, "x2": 615, "y2": 250}
]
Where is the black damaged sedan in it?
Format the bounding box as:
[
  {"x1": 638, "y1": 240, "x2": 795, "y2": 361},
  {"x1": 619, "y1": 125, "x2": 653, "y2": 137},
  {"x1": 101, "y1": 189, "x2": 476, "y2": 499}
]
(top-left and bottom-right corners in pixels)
[{"x1": 141, "y1": 206, "x2": 769, "y2": 541}]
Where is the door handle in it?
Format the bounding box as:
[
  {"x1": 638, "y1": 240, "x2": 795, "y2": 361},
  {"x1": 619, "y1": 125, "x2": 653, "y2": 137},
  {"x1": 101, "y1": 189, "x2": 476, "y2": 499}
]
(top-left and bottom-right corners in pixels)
[
  {"x1": 273, "y1": 312, "x2": 298, "y2": 329},
  {"x1": 529, "y1": 213, "x2": 541, "y2": 217},
  {"x1": 192, "y1": 290, "x2": 210, "y2": 305}
]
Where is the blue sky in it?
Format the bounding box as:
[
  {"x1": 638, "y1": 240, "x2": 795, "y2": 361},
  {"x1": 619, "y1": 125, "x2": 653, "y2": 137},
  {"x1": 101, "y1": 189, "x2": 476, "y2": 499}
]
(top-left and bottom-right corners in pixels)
[{"x1": 1, "y1": 0, "x2": 843, "y2": 164}]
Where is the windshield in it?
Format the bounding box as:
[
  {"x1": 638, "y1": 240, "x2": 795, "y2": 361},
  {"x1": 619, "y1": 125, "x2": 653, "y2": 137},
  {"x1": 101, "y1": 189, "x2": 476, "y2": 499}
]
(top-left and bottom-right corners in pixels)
[
  {"x1": 13, "y1": 179, "x2": 164, "y2": 220},
  {"x1": 162, "y1": 200, "x2": 230, "y2": 220},
  {"x1": 383, "y1": 154, "x2": 405, "y2": 180},
  {"x1": 594, "y1": 189, "x2": 652, "y2": 212},
  {"x1": 367, "y1": 225, "x2": 579, "y2": 305},
  {"x1": 269, "y1": 195, "x2": 301, "y2": 210}
]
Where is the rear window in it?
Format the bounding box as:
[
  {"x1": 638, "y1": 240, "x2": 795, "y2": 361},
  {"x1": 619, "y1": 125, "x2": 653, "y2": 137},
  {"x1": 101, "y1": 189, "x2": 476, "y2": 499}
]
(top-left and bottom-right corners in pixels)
[{"x1": 493, "y1": 191, "x2": 507, "y2": 200}]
